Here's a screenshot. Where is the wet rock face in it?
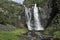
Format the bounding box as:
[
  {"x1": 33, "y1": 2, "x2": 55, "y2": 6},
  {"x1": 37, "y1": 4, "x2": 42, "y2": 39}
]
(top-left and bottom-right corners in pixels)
[
  {"x1": 38, "y1": 0, "x2": 59, "y2": 29},
  {"x1": 38, "y1": 1, "x2": 52, "y2": 28}
]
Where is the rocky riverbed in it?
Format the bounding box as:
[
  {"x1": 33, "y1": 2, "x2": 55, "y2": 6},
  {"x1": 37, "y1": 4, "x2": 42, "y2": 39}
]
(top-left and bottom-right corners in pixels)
[{"x1": 20, "y1": 31, "x2": 55, "y2": 40}]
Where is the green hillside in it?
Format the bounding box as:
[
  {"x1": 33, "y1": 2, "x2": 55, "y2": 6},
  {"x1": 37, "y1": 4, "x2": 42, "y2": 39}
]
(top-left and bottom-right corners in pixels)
[{"x1": 0, "y1": 0, "x2": 24, "y2": 26}]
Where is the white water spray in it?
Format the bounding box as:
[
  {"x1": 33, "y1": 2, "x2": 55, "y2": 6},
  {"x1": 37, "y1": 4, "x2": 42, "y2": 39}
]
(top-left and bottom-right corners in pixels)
[
  {"x1": 25, "y1": 7, "x2": 32, "y2": 30},
  {"x1": 33, "y1": 4, "x2": 44, "y2": 30},
  {"x1": 24, "y1": 4, "x2": 44, "y2": 31}
]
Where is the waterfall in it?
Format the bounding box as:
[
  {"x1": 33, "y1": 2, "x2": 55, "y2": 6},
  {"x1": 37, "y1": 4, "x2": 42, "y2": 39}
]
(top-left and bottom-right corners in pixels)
[
  {"x1": 33, "y1": 4, "x2": 44, "y2": 30},
  {"x1": 24, "y1": 4, "x2": 44, "y2": 31},
  {"x1": 25, "y1": 6, "x2": 32, "y2": 30}
]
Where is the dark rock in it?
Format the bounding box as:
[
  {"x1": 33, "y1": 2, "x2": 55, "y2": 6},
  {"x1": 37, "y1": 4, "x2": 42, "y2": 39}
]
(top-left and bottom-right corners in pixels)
[{"x1": 0, "y1": 24, "x2": 16, "y2": 31}]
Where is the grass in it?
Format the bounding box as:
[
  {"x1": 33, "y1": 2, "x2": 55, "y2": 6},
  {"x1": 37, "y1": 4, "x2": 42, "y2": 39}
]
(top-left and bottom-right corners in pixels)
[{"x1": 0, "y1": 28, "x2": 28, "y2": 40}]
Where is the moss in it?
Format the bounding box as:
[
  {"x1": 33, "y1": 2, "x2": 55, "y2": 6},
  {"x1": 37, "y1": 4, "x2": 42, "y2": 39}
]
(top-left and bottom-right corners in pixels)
[
  {"x1": 0, "y1": 32, "x2": 19, "y2": 40},
  {"x1": 53, "y1": 31, "x2": 60, "y2": 38},
  {"x1": 11, "y1": 28, "x2": 28, "y2": 35},
  {"x1": 0, "y1": 28, "x2": 28, "y2": 40},
  {"x1": 44, "y1": 31, "x2": 49, "y2": 35}
]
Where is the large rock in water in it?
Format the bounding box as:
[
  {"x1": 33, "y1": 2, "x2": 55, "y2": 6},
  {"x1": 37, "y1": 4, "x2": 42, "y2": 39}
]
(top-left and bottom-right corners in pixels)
[{"x1": 0, "y1": 24, "x2": 16, "y2": 31}]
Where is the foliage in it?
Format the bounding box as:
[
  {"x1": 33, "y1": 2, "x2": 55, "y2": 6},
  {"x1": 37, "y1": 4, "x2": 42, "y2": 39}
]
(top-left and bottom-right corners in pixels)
[
  {"x1": 23, "y1": 0, "x2": 49, "y2": 7},
  {"x1": 0, "y1": 0, "x2": 24, "y2": 26},
  {"x1": 44, "y1": 31, "x2": 49, "y2": 35},
  {"x1": 0, "y1": 28, "x2": 28, "y2": 40},
  {"x1": 53, "y1": 31, "x2": 60, "y2": 38}
]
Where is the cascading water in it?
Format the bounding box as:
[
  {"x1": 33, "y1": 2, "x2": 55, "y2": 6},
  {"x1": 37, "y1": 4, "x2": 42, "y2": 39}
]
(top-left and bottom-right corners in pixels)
[
  {"x1": 25, "y1": 6, "x2": 32, "y2": 30},
  {"x1": 33, "y1": 4, "x2": 44, "y2": 30},
  {"x1": 24, "y1": 4, "x2": 44, "y2": 40},
  {"x1": 24, "y1": 4, "x2": 44, "y2": 31}
]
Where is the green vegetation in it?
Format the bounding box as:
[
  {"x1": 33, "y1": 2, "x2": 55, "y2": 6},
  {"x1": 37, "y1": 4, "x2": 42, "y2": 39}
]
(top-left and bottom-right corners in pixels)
[
  {"x1": 23, "y1": 0, "x2": 49, "y2": 7},
  {"x1": 0, "y1": 28, "x2": 28, "y2": 40},
  {"x1": 44, "y1": 31, "x2": 49, "y2": 35},
  {"x1": 11, "y1": 28, "x2": 28, "y2": 35},
  {"x1": 0, "y1": 0, "x2": 24, "y2": 26},
  {"x1": 54, "y1": 31, "x2": 60, "y2": 38},
  {"x1": 0, "y1": 0, "x2": 60, "y2": 39},
  {"x1": 0, "y1": 0, "x2": 27, "y2": 40}
]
